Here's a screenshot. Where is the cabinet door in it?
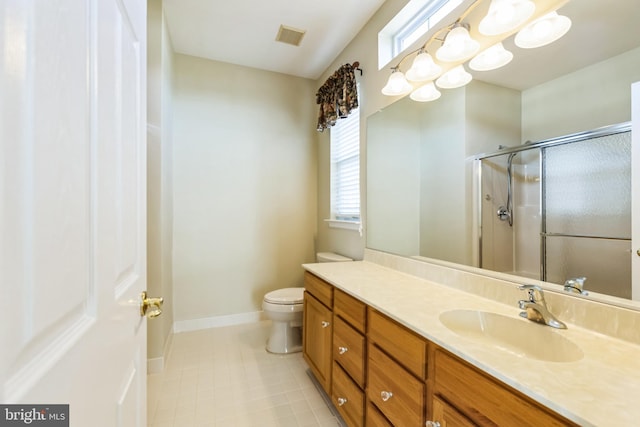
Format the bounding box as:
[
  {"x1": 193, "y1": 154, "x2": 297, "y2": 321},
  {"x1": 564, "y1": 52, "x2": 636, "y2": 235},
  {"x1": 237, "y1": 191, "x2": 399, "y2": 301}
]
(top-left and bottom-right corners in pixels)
[
  {"x1": 429, "y1": 396, "x2": 476, "y2": 427},
  {"x1": 303, "y1": 292, "x2": 333, "y2": 393},
  {"x1": 368, "y1": 344, "x2": 425, "y2": 426}
]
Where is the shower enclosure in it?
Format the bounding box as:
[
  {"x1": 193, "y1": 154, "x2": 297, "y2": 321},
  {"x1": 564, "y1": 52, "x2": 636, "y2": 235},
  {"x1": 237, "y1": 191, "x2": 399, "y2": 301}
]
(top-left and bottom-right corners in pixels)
[{"x1": 476, "y1": 123, "x2": 632, "y2": 299}]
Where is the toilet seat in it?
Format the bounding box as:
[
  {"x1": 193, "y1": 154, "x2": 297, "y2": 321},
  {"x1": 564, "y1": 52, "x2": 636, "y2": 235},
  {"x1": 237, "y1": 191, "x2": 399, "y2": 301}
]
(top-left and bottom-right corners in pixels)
[{"x1": 264, "y1": 287, "x2": 304, "y2": 305}]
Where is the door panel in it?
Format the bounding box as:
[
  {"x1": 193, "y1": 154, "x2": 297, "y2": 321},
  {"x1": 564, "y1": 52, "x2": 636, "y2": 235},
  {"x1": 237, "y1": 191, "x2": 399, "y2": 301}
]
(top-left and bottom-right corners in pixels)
[{"x1": 1, "y1": 0, "x2": 148, "y2": 425}]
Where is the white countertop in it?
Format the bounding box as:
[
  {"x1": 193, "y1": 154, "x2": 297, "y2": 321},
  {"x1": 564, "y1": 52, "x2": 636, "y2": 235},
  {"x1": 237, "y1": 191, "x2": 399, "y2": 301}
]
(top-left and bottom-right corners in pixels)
[{"x1": 303, "y1": 260, "x2": 640, "y2": 427}]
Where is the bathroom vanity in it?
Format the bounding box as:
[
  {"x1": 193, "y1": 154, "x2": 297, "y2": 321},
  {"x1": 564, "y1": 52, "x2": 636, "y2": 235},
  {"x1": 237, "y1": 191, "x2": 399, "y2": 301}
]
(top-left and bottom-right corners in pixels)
[{"x1": 302, "y1": 252, "x2": 640, "y2": 426}]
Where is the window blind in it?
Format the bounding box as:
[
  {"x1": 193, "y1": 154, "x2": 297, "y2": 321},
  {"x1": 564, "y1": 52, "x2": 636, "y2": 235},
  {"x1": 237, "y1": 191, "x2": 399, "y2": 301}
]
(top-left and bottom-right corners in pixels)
[{"x1": 330, "y1": 107, "x2": 360, "y2": 221}]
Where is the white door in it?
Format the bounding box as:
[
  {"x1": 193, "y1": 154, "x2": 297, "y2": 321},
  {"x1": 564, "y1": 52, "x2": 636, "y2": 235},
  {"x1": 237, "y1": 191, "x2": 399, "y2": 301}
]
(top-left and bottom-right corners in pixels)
[
  {"x1": 1, "y1": 0, "x2": 150, "y2": 426},
  {"x1": 633, "y1": 81, "x2": 640, "y2": 300}
]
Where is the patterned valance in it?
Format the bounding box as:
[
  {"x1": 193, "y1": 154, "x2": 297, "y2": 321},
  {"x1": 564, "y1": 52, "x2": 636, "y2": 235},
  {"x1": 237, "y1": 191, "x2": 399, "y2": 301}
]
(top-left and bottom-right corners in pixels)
[{"x1": 316, "y1": 63, "x2": 360, "y2": 132}]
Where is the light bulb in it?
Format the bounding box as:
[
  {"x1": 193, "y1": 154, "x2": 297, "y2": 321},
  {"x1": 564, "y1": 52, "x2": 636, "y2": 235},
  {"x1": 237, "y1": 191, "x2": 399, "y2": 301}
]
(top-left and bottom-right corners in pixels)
[
  {"x1": 381, "y1": 70, "x2": 413, "y2": 96},
  {"x1": 515, "y1": 11, "x2": 572, "y2": 49},
  {"x1": 479, "y1": 0, "x2": 535, "y2": 36},
  {"x1": 436, "y1": 26, "x2": 480, "y2": 62},
  {"x1": 435, "y1": 65, "x2": 472, "y2": 89},
  {"x1": 406, "y1": 51, "x2": 442, "y2": 82},
  {"x1": 410, "y1": 82, "x2": 441, "y2": 102},
  {"x1": 469, "y1": 42, "x2": 513, "y2": 71}
]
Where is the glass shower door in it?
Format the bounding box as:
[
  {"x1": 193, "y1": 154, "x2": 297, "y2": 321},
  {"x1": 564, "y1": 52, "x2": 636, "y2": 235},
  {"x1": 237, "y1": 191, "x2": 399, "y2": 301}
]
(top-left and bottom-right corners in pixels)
[{"x1": 543, "y1": 130, "x2": 632, "y2": 298}]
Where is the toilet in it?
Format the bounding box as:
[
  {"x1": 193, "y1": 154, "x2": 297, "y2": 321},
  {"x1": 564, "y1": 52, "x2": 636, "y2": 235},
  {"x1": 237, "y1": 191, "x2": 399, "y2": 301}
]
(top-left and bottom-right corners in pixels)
[{"x1": 262, "y1": 252, "x2": 352, "y2": 354}]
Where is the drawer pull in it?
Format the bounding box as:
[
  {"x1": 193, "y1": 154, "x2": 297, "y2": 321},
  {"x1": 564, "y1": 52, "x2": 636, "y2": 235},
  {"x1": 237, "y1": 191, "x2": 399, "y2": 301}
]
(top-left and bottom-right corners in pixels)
[
  {"x1": 338, "y1": 346, "x2": 348, "y2": 354},
  {"x1": 426, "y1": 421, "x2": 441, "y2": 427},
  {"x1": 337, "y1": 397, "x2": 347, "y2": 407},
  {"x1": 321, "y1": 321, "x2": 330, "y2": 328},
  {"x1": 380, "y1": 390, "x2": 393, "y2": 402}
]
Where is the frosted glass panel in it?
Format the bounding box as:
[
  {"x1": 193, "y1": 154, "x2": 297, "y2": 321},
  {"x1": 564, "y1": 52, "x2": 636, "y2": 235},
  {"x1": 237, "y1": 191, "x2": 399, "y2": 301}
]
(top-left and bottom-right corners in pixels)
[
  {"x1": 544, "y1": 132, "x2": 631, "y2": 238},
  {"x1": 545, "y1": 236, "x2": 631, "y2": 299}
]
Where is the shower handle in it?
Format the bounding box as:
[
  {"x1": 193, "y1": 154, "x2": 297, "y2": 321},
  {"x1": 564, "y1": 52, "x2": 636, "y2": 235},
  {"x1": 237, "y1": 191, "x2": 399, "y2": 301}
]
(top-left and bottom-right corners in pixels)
[{"x1": 497, "y1": 206, "x2": 511, "y2": 222}]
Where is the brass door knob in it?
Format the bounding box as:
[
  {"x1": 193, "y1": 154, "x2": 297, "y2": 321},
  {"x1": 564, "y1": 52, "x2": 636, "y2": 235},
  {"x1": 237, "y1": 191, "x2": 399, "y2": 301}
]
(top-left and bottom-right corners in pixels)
[{"x1": 140, "y1": 291, "x2": 164, "y2": 318}]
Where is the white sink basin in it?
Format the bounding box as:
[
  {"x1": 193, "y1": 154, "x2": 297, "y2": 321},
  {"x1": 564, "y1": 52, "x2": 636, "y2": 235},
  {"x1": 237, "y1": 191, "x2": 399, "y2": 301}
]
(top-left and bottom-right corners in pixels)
[{"x1": 439, "y1": 309, "x2": 583, "y2": 363}]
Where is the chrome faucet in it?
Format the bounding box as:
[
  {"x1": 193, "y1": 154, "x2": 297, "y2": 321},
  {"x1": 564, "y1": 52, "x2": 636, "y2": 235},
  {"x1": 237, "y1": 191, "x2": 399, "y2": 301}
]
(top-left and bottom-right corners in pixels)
[
  {"x1": 563, "y1": 277, "x2": 588, "y2": 295},
  {"x1": 518, "y1": 285, "x2": 566, "y2": 329}
]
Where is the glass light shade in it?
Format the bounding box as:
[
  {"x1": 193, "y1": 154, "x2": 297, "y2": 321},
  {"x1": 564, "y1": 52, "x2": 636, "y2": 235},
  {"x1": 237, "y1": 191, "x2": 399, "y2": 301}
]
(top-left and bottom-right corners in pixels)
[
  {"x1": 515, "y1": 11, "x2": 572, "y2": 49},
  {"x1": 435, "y1": 26, "x2": 480, "y2": 62},
  {"x1": 478, "y1": 0, "x2": 535, "y2": 36},
  {"x1": 410, "y1": 82, "x2": 441, "y2": 102},
  {"x1": 381, "y1": 70, "x2": 413, "y2": 96},
  {"x1": 469, "y1": 42, "x2": 514, "y2": 71},
  {"x1": 406, "y1": 52, "x2": 442, "y2": 82},
  {"x1": 435, "y1": 65, "x2": 472, "y2": 89}
]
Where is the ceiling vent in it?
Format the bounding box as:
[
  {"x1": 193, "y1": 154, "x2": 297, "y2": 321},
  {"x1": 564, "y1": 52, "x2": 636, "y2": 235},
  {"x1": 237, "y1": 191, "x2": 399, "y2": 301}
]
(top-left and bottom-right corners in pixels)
[{"x1": 276, "y1": 25, "x2": 306, "y2": 47}]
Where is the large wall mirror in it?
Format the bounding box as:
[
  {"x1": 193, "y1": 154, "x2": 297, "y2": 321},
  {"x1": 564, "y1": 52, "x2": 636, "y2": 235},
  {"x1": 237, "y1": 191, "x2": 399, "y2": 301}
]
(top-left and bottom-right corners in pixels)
[{"x1": 367, "y1": 0, "x2": 640, "y2": 306}]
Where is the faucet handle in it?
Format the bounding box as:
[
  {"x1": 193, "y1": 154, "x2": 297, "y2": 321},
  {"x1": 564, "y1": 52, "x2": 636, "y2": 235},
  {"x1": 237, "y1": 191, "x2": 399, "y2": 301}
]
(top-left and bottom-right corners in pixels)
[{"x1": 518, "y1": 284, "x2": 545, "y2": 303}]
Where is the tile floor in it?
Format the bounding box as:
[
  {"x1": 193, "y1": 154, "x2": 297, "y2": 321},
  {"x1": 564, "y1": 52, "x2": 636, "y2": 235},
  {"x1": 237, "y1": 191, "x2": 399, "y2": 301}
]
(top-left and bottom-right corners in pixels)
[{"x1": 147, "y1": 321, "x2": 344, "y2": 427}]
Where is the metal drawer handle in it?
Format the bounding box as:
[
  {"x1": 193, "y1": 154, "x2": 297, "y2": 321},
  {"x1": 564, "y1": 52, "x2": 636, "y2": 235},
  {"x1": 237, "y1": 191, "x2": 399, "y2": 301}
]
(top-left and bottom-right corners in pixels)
[
  {"x1": 337, "y1": 397, "x2": 347, "y2": 407},
  {"x1": 426, "y1": 421, "x2": 441, "y2": 427},
  {"x1": 380, "y1": 390, "x2": 393, "y2": 402},
  {"x1": 321, "y1": 321, "x2": 330, "y2": 328},
  {"x1": 338, "y1": 346, "x2": 348, "y2": 354}
]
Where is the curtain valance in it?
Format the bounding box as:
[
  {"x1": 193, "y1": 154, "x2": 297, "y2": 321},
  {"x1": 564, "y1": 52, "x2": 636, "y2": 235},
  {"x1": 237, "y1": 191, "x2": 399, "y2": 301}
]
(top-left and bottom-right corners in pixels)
[{"x1": 316, "y1": 63, "x2": 360, "y2": 132}]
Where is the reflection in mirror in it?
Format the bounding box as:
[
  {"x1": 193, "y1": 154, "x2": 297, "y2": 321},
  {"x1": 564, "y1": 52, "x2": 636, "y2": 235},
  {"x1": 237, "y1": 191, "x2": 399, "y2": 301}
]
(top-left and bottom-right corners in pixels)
[
  {"x1": 366, "y1": 1, "x2": 640, "y2": 305},
  {"x1": 477, "y1": 124, "x2": 631, "y2": 299}
]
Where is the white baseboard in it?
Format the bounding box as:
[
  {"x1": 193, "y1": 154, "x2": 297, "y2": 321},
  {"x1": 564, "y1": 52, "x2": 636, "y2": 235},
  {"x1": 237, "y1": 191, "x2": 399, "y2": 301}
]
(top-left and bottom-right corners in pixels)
[
  {"x1": 173, "y1": 310, "x2": 267, "y2": 333},
  {"x1": 147, "y1": 325, "x2": 174, "y2": 374}
]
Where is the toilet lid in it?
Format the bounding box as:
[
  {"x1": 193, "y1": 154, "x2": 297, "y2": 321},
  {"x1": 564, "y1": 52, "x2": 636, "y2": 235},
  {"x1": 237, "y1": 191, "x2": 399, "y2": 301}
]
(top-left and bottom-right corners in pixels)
[{"x1": 264, "y1": 287, "x2": 304, "y2": 304}]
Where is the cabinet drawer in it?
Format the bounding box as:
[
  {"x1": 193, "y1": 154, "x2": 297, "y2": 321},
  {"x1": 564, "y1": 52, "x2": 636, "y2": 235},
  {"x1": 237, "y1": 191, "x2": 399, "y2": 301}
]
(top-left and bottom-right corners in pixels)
[
  {"x1": 334, "y1": 289, "x2": 366, "y2": 333},
  {"x1": 368, "y1": 344, "x2": 425, "y2": 426},
  {"x1": 332, "y1": 363, "x2": 364, "y2": 427},
  {"x1": 366, "y1": 401, "x2": 392, "y2": 427},
  {"x1": 304, "y1": 271, "x2": 333, "y2": 308},
  {"x1": 368, "y1": 309, "x2": 427, "y2": 379},
  {"x1": 333, "y1": 316, "x2": 365, "y2": 387},
  {"x1": 434, "y1": 348, "x2": 577, "y2": 427}
]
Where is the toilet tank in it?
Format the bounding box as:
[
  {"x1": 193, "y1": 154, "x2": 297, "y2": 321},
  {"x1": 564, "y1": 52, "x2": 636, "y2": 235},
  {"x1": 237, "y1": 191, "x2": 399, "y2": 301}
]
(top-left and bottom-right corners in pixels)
[{"x1": 316, "y1": 252, "x2": 353, "y2": 263}]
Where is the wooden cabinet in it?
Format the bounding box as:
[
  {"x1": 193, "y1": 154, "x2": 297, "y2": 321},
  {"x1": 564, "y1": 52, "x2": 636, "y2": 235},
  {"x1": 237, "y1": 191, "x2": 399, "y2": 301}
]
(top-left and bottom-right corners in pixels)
[
  {"x1": 428, "y1": 396, "x2": 475, "y2": 427},
  {"x1": 333, "y1": 363, "x2": 365, "y2": 427},
  {"x1": 366, "y1": 401, "x2": 393, "y2": 427},
  {"x1": 431, "y1": 347, "x2": 578, "y2": 427},
  {"x1": 367, "y1": 309, "x2": 427, "y2": 426},
  {"x1": 303, "y1": 272, "x2": 333, "y2": 394},
  {"x1": 332, "y1": 289, "x2": 367, "y2": 427},
  {"x1": 302, "y1": 272, "x2": 576, "y2": 427}
]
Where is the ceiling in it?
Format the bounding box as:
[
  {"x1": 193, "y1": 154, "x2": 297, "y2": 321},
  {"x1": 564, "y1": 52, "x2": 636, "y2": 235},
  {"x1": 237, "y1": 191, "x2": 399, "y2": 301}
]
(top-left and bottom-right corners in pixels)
[
  {"x1": 162, "y1": 0, "x2": 640, "y2": 88},
  {"x1": 162, "y1": 0, "x2": 386, "y2": 80}
]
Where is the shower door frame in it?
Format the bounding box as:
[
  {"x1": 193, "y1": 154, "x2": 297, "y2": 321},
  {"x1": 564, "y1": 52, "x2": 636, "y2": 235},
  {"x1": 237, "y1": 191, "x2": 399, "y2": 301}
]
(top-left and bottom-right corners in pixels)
[{"x1": 475, "y1": 121, "x2": 631, "y2": 278}]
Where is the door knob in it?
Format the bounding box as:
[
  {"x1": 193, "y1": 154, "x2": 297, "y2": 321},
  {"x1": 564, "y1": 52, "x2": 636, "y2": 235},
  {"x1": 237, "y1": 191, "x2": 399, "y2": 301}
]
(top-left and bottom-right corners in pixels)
[{"x1": 140, "y1": 291, "x2": 164, "y2": 318}]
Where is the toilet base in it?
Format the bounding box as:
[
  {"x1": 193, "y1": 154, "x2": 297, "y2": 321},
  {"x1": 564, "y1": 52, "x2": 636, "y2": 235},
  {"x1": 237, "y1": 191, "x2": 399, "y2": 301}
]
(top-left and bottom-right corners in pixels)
[{"x1": 266, "y1": 320, "x2": 302, "y2": 354}]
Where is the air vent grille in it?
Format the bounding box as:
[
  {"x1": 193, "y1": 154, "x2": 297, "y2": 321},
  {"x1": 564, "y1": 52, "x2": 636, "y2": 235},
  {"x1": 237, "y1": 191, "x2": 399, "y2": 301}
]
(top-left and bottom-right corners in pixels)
[{"x1": 276, "y1": 25, "x2": 306, "y2": 46}]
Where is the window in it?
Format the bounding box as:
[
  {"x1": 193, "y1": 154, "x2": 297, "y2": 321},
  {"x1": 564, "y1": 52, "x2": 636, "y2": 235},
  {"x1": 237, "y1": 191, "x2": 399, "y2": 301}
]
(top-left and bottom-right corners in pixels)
[
  {"x1": 378, "y1": 0, "x2": 463, "y2": 68},
  {"x1": 393, "y1": 0, "x2": 463, "y2": 56},
  {"x1": 330, "y1": 106, "x2": 360, "y2": 228}
]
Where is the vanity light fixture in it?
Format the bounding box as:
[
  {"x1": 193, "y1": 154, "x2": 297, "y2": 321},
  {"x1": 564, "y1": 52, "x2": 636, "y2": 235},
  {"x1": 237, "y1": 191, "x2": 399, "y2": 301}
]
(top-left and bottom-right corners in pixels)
[
  {"x1": 436, "y1": 64, "x2": 473, "y2": 89},
  {"x1": 478, "y1": 0, "x2": 535, "y2": 36},
  {"x1": 381, "y1": 0, "x2": 571, "y2": 102},
  {"x1": 410, "y1": 81, "x2": 442, "y2": 102},
  {"x1": 469, "y1": 42, "x2": 513, "y2": 71},
  {"x1": 406, "y1": 50, "x2": 442, "y2": 82},
  {"x1": 515, "y1": 11, "x2": 572, "y2": 49},
  {"x1": 381, "y1": 67, "x2": 413, "y2": 96},
  {"x1": 436, "y1": 24, "x2": 480, "y2": 62}
]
